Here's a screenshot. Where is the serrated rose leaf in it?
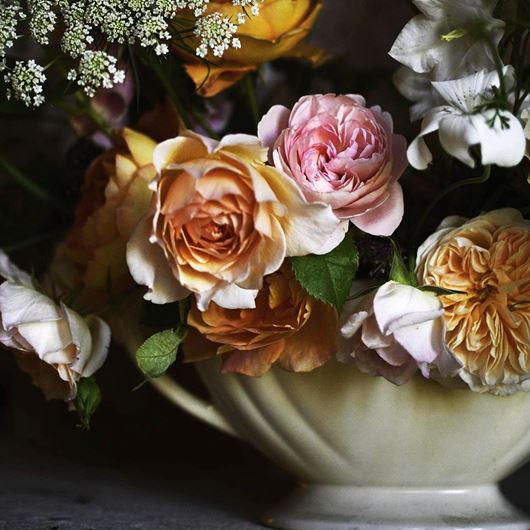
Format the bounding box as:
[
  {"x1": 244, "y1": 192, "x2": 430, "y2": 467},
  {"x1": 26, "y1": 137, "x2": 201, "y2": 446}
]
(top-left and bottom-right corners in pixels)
[{"x1": 291, "y1": 234, "x2": 359, "y2": 312}]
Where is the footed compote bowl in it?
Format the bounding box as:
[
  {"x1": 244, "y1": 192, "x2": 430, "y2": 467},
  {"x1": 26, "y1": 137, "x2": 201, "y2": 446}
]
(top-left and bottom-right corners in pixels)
[{"x1": 125, "y1": 327, "x2": 530, "y2": 530}]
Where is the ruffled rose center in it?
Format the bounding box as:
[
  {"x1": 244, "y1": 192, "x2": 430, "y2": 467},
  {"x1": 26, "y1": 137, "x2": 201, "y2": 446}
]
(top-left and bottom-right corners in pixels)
[
  {"x1": 423, "y1": 223, "x2": 530, "y2": 383},
  {"x1": 159, "y1": 168, "x2": 260, "y2": 276},
  {"x1": 285, "y1": 106, "x2": 388, "y2": 195}
]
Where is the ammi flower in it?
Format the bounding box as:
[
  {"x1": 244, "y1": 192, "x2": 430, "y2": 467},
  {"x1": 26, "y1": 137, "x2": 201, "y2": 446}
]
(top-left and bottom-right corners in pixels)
[
  {"x1": 417, "y1": 209, "x2": 530, "y2": 394},
  {"x1": 127, "y1": 131, "x2": 345, "y2": 311},
  {"x1": 184, "y1": 265, "x2": 337, "y2": 376},
  {"x1": 182, "y1": 0, "x2": 325, "y2": 97}
]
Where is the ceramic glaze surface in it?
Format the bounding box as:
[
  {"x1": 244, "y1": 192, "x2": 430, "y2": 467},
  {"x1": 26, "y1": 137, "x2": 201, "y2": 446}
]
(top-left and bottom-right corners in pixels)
[{"x1": 196, "y1": 358, "x2": 530, "y2": 487}]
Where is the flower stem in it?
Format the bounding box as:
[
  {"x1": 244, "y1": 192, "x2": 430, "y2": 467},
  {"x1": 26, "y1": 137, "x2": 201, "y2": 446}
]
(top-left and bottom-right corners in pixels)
[
  {"x1": 484, "y1": 34, "x2": 507, "y2": 98},
  {"x1": 410, "y1": 165, "x2": 492, "y2": 252},
  {"x1": 243, "y1": 74, "x2": 260, "y2": 127},
  {"x1": 150, "y1": 58, "x2": 192, "y2": 129},
  {"x1": 0, "y1": 156, "x2": 69, "y2": 213}
]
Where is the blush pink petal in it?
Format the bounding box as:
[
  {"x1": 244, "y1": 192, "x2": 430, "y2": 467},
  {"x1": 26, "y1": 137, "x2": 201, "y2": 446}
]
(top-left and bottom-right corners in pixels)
[
  {"x1": 350, "y1": 182, "x2": 404, "y2": 236},
  {"x1": 257, "y1": 105, "x2": 290, "y2": 152},
  {"x1": 262, "y1": 93, "x2": 408, "y2": 236}
]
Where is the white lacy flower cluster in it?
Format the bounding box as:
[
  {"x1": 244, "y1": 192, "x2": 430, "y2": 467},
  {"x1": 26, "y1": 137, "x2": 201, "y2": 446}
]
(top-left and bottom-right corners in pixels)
[
  {"x1": 0, "y1": 0, "x2": 264, "y2": 107},
  {"x1": 4, "y1": 59, "x2": 46, "y2": 107},
  {"x1": 390, "y1": 0, "x2": 529, "y2": 171}
]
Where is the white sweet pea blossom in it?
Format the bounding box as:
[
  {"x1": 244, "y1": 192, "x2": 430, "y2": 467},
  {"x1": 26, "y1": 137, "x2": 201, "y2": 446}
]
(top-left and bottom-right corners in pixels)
[
  {"x1": 389, "y1": 0, "x2": 504, "y2": 81},
  {"x1": 521, "y1": 106, "x2": 530, "y2": 180},
  {"x1": 338, "y1": 281, "x2": 459, "y2": 385},
  {"x1": 393, "y1": 66, "x2": 443, "y2": 122},
  {"x1": 0, "y1": 250, "x2": 110, "y2": 401},
  {"x1": 408, "y1": 68, "x2": 527, "y2": 170}
]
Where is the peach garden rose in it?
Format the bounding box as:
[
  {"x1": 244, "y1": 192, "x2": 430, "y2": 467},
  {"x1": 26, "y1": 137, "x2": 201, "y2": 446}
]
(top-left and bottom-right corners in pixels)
[
  {"x1": 55, "y1": 128, "x2": 158, "y2": 305},
  {"x1": 258, "y1": 94, "x2": 408, "y2": 236},
  {"x1": 126, "y1": 131, "x2": 345, "y2": 311},
  {"x1": 417, "y1": 209, "x2": 530, "y2": 394},
  {"x1": 184, "y1": 265, "x2": 337, "y2": 376}
]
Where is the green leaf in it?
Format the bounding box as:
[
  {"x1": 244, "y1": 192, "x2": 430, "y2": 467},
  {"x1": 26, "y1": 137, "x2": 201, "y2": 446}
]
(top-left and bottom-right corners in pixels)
[
  {"x1": 74, "y1": 377, "x2": 102, "y2": 430},
  {"x1": 291, "y1": 234, "x2": 359, "y2": 312},
  {"x1": 135, "y1": 326, "x2": 187, "y2": 379},
  {"x1": 389, "y1": 239, "x2": 417, "y2": 287}
]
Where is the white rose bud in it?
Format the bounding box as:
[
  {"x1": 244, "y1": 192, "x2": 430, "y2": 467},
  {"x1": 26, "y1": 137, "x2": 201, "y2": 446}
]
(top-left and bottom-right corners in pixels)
[{"x1": 0, "y1": 251, "x2": 110, "y2": 401}]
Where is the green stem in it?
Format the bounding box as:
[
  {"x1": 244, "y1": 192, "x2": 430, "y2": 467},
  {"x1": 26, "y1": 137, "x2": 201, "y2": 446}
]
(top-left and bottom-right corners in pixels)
[
  {"x1": 484, "y1": 35, "x2": 507, "y2": 97},
  {"x1": 0, "y1": 156, "x2": 69, "y2": 213},
  {"x1": 243, "y1": 74, "x2": 260, "y2": 127},
  {"x1": 410, "y1": 165, "x2": 492, "y2": 251},
  {"x1": 150, "y1": 59, "x2": 192, "y2": 129},
  {"x1": 1, "y1": 230, "x2": 64, "y2": 252}
]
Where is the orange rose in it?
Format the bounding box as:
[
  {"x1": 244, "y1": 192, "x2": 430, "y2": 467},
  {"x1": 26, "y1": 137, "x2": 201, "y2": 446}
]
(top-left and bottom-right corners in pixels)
[
  {"x1": 417, "y1": 209, "x2": 530, "y2": 394},
  {"x1": 181, "y1": 0, "x2": 325, "y2": 97},
  {"x1": 56, "y1": 128, "x2": 157, "y2": 304},
  {"x1": 184, "y1": 265, "x2": 337, "y2": 376}
]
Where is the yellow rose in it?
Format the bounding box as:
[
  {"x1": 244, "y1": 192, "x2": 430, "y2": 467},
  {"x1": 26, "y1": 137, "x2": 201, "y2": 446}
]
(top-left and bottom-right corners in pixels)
[
  {"x1": 57, "y1": 128, "x2": 157, "y2": 304},
  {"x1": 184, "y1": 265, "x2": 337, "y2": 376},
  {"x1": 181, "y1": 0, "x2": 325, "y2": 97},
  {"x1": 417, "y1": 209, "x2": 530, "y2": 394}
]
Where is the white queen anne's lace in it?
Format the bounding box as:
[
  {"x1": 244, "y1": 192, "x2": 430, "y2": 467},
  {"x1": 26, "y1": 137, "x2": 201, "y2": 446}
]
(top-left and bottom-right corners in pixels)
[{"x1": 0, "y1": 0, "x2": 264, "y2": 107}]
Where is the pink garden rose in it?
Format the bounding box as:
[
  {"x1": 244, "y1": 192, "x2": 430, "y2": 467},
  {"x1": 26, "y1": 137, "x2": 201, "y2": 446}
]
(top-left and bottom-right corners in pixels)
[{"x1": 258, "y1": 94, "x2": 408, "y2": 236}]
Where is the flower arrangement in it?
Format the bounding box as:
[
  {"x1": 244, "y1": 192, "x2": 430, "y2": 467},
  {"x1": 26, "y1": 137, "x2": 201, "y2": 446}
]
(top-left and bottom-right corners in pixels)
[{"x1": 1, "y1": 0, "x2": 530, "y2": 429}]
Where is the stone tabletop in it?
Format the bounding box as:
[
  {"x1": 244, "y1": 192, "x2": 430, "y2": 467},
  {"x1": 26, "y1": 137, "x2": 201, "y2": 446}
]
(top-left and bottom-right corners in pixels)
[{"x1": 0, "y1": 440, "x2": 291, "y2": 530}]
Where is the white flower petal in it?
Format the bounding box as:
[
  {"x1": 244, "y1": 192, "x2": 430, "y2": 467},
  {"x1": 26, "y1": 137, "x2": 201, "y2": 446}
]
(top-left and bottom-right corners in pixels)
[
  {"x1": 197, "y1": 283, "x2": 258, "y2": 312},
  {"x1": 0, "y1": 282, "x2": 62, "y2": 329},
  {"x1": 472, "y1": 110, "x2": 526, "y2": 167},
  {"x1": 0, "y1": 250, "x2": 34, "y2": 287},
  {"x1": 407, "y1": 107, "x2": 446, "y2": 169},
  {"x1": 126, "y1": 216, "x2": 190, "y2": 304},
  {"x1": 437, "y1": 114, "x2": 480, "y2": 168},
  {"x1": 17, "y1": 319, "x2": 72, "y2": 361},
  {"x1": 260, "y1": 166, "x2": 347, "y2": 256},
  {"x1": 80, "y1": 315, "x2": 111, "y2": 377},
  {"x1": 389, "y1": 15, "x2": 443, "y2": 74},
  {"x1": 63, "y1": 304, "x2": 93, "y2": 374}
]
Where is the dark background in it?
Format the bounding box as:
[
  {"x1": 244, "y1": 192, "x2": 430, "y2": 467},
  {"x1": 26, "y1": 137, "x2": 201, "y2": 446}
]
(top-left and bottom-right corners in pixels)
[{"x1": 2, "y1": 1, "x2": 530, "y2": 528}]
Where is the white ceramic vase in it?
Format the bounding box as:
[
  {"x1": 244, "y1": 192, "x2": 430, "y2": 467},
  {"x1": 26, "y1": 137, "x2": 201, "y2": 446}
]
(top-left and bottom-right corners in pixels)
[{"x1": 125, "y1": 329, "x2": 530, "y2": 530}]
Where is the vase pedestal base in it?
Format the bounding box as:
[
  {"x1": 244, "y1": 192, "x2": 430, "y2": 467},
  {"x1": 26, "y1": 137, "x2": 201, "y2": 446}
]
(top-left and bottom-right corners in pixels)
[{"x1": 261, "y1": 484, "x2": 530, "y2": 530}]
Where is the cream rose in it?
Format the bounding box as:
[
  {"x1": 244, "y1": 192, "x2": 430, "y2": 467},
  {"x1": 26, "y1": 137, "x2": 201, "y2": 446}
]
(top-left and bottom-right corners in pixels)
[
  {"x1": 417, "y1": 209, "x2": 530, "y2": 394},
  {"x1": 339, "y1": 281, "x2": 458, "y2": 385},
  {"x1": 127, "y1": 131, "x2": 345, "y2": 311},
  {"x1": 0, "y1": 251, "x2": 110, "y2": 401}
]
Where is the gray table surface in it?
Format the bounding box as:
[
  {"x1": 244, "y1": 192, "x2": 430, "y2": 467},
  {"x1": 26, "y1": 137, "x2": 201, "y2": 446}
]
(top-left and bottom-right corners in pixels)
[{"x1": 0, "y1": 441, "x2": 290, "y2": 530}]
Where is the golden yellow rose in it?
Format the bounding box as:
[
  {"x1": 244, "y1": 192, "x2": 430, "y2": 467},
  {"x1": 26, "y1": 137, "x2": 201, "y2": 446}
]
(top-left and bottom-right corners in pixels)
[
  {"x1": 58, "y1": 128, "x2": 157, "y2": 304},
  {"x1": 182, "y1": 0, "x2": 325, "y2": 97},
  {"x1": 184, "y1": 265, "x2": 338, "y2": 376},
  {"x1": 417, "y1": 209, "x2": 530, "y2": 394}
]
